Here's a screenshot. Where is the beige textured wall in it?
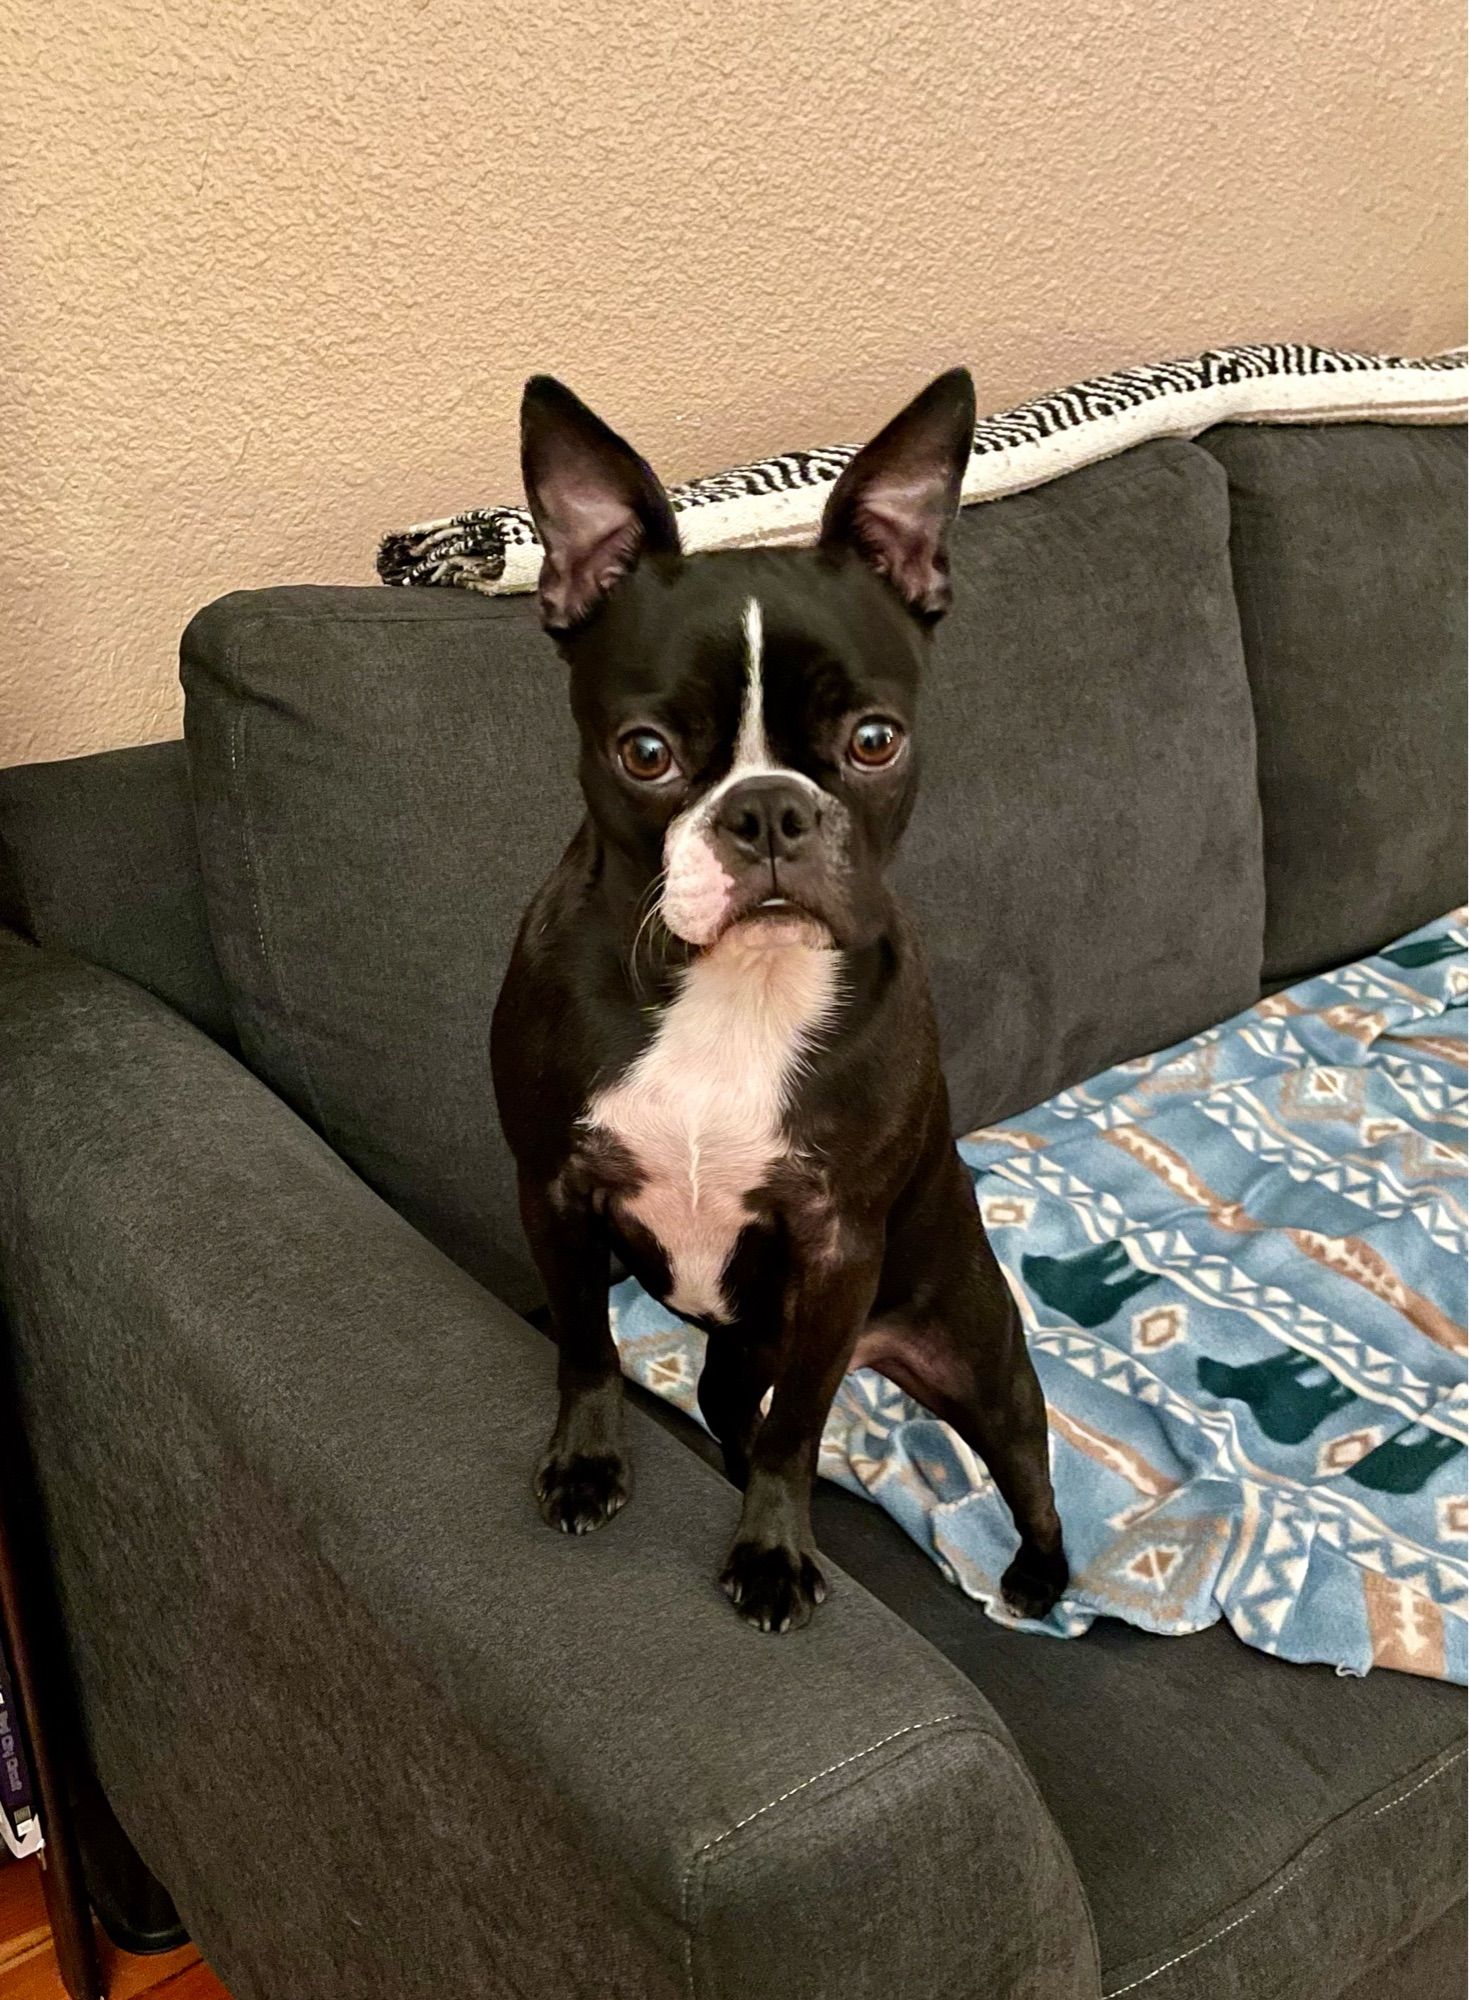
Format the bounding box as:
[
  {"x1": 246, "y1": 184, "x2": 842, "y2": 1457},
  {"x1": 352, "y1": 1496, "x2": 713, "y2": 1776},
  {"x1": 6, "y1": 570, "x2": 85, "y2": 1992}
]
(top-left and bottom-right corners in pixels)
[{"x1": 3, "y1": 0, "x2": 1464, "y2": 767}]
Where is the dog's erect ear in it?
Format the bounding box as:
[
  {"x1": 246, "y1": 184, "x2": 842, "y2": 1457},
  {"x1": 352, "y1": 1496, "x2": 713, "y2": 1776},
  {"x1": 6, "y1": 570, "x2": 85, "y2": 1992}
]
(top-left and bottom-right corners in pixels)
[
  {"x1": 817, "y1": 368, "x2": 976, "y2": 621},
  {"x1": 520, "y1": 376, "x2": 680, "y2": 633}
]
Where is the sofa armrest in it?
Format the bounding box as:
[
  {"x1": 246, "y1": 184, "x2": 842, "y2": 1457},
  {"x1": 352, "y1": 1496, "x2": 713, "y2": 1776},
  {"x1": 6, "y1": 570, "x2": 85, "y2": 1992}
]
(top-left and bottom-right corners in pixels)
[{"x1": 0, "y1": 930, "x2": 1097, "y2": 2000}]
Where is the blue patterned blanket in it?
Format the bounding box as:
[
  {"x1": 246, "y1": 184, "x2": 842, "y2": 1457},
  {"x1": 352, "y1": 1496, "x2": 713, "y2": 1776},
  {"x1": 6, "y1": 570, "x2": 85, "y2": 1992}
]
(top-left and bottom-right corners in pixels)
[{"x1": 612, "y1": 911, "x2": 1468, "y2": 1681}]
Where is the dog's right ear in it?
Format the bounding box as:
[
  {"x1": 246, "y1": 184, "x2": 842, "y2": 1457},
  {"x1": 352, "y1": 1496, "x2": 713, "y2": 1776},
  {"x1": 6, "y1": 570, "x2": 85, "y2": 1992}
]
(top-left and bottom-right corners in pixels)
[{"x1": 520, "y1": 377, "x2": 681, "y2": 633}]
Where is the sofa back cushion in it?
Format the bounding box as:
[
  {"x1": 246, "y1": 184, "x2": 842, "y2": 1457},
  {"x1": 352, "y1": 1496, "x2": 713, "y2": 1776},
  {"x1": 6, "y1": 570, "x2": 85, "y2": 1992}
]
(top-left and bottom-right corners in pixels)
[
  {"x1": 183, "y1": 589, "x2": 575, "y2": 1311},
  {"x1": 0, "y1": 740, "x2": 236, "y2": 1045},
  {"x1": 183, "y1": 439, "x2": 1264, "y2": 1311},
  {"x1": 893, "y1": 440, "x2": 1262, "y2": 1125},
  {"x1": 1200, "y1": 423, "x2": 1467, "y2": 985}
]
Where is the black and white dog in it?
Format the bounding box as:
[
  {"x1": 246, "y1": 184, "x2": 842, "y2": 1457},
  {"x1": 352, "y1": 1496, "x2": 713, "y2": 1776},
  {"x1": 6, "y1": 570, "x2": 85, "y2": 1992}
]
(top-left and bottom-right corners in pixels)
[{"x1": 491, "y1": 370, "x2": 1067, "y2": 1633}]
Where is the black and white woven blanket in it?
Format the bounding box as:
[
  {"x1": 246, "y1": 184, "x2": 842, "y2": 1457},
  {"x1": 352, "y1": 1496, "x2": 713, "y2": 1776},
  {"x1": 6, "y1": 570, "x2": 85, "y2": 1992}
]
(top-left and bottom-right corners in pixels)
[{"x1": 377, "y1": 342, "x2": 1466, "y2": 596}]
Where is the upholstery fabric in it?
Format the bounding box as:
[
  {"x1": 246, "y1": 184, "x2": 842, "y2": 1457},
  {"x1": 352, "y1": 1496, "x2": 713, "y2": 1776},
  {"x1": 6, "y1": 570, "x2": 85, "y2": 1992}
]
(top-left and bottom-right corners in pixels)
[
  {"x1": 892, "y1": 440, "x2": 1263, "y2": 1128},
  {"x1": 1200, "y1": 423, "x2": 1468, "y2": 985},
  {"x1": 182, "y1": 585, "x2": 578, "y2": 1311},
  {"x1": 182, "y1": 440, "x2": 1264, "y2": 1310},
  {"x1": 635, "y1": 1390, "x2": 1467, "y2": 1999},
  {"x1": 1336, "y1": 1899, "x2": 1467, "y2": 2000},
  {"x1": 806, "y1": 1477, "x2": 1465, "y2": 1999},
  {"x1": 0, "y1": 740, "x2": 234, "y2": 1044},
  {"x1": 0, "y1": 932, "x2": 1097, "y2": 2000}
]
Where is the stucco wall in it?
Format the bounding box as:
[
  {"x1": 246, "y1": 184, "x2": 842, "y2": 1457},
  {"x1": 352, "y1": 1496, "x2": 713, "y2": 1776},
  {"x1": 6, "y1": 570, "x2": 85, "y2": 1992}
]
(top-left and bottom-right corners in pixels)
[{"x1": 3, "y1": 0, "x2": 1464, "y2": 766}]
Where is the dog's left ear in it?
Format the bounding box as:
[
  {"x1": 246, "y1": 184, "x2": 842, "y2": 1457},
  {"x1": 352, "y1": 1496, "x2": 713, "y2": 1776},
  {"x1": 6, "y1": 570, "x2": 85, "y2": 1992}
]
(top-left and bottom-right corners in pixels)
[
  {"x1": 818, "y1": 368, "x2": 976, "y2": 621},
  {"x1": 521, "y1": 376, "x2": 681, "y2": 633}
]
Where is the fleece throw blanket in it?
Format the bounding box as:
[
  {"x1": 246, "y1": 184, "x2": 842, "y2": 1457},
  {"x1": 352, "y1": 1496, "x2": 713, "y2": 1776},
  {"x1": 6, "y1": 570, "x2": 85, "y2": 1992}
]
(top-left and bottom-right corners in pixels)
[
  {"x1": 379, "y1": 341, "x2": 1466, "y2": 594},
  {"x1": 611, "y1": 911, "x2": 1468, "y2": 1681}
]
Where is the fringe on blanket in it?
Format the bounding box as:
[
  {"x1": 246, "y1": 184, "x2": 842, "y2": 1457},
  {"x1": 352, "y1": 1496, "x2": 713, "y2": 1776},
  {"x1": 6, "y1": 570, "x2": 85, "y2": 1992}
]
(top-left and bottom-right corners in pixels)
[{"x1": 377, "y1": 341, "x2": 1467, "y2": 597}]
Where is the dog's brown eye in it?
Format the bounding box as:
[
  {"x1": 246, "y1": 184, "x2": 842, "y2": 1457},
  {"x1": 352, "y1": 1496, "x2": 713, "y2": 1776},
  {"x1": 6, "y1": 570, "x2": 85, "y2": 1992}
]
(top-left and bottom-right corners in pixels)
[
  {"x1": 848, "y1": 718, "x2": 904, "y2": 769},
  {"x1": 617, "y1": 729, "x2": 675, "y2": 782}
]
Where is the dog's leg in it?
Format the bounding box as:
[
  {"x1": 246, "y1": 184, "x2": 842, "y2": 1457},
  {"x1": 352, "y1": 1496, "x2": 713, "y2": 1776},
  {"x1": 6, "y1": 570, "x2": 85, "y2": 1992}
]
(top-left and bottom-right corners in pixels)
[
  {"x1": 944, "y1": 1285, "x2": 1068, "y2": 1621},
  {"x1": 864, "y1": 1181, "x2": 1068, "y2": 1618},
  {"x1": 945, "y1": 1208, "x2": 1068, "y2": 1618},
  {"x1": 697, "y1": 1330, "x2": 778, "y2": 1487},
  {"x1": 520, "y1": 1175, "x2": 629, "y2": 1535},
  {"x1": 720, "y1": 1251, "x2": 881, "y2": 1632}
]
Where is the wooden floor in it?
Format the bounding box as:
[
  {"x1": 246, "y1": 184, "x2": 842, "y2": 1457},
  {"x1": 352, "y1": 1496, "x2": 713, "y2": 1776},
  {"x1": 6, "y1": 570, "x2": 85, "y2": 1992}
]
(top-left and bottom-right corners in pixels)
[{"x1": 0, "y1": 1860, "x2": 230, "y2": 2000}]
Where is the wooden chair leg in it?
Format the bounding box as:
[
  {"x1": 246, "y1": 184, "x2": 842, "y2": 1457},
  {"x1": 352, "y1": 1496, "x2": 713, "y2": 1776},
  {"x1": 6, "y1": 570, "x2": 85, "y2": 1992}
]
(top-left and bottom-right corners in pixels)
[
  {"x1": 0, "y1": 1500, "x2": 102, "y2": 2000},
  {"x1": 38, "y1": 1840, "x2": 104, "y2": 2000}
]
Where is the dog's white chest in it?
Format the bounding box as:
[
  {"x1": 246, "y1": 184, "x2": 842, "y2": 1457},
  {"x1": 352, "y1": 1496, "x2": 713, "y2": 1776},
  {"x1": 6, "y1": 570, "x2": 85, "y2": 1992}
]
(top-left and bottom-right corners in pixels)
[{"x1": 586, "y1": 928, "x2": 840, "y2": 1322}]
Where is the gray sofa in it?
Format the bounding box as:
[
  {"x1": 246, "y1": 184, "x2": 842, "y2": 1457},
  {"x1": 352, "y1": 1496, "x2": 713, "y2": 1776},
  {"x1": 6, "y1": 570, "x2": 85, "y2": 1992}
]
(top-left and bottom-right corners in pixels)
[{"x1": 1, "y1": 422, "x2": 1464, "y2": 2000}]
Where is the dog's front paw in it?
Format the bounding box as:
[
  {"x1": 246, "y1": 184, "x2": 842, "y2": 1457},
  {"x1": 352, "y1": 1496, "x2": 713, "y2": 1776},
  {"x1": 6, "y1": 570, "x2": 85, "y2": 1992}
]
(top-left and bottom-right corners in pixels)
[
  {"x1": 720, "y1": 1540, "x2": 828, "y2": 1634},
  {"x1": 1000, "y1": 1542, "x2": 1069, "y2": 1620},
  {"x1": 534, "y1": 1450, "x2": 631, "y2": 1535}
]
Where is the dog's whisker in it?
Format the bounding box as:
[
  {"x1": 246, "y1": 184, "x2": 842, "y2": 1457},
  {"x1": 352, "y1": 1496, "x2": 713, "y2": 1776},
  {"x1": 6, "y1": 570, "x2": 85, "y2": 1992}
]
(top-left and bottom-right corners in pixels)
[{"x1": 629, "y1": 872, "x2": 669, "y2": 1003}]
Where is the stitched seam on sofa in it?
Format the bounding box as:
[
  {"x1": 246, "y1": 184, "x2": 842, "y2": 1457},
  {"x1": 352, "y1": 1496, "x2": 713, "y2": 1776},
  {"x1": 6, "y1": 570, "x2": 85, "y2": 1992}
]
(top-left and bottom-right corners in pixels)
[
  {"x1": 226, "y1": 695, "x2": 329, "y2": 1133},
  {"x1": 679, "y1": 1712, "x2": 973, "y2": 2000},
  {"x1": 1101, "y1": 1744, "x2": 1467, "y2": 1999}
]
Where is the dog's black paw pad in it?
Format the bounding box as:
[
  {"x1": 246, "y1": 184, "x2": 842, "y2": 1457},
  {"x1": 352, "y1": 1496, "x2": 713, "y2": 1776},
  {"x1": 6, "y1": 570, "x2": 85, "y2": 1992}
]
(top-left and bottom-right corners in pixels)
[
  {"x1": 720, "y1": 1541, "x2": 827, "y2": 1633},
  {"x1": 1000, "y1": 1546, "x2": 1069, "y2": 1620},
  {"x1": 535, "y1": 1452, "x2": 630, "y2": 1535}
]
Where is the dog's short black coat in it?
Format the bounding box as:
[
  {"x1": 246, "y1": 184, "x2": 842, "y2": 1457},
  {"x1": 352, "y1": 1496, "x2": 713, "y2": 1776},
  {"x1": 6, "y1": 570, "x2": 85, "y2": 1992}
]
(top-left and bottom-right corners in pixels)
[{"x1": 491, "y1": 370, "x2": 1067, "y2": 1632}]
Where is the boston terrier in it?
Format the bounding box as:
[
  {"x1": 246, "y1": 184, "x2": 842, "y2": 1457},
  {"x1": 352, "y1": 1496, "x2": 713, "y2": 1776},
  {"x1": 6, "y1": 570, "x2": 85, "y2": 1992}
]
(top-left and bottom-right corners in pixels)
[{"x1": 491, "y1": 369, "x2": 1067, "y2": 1633}]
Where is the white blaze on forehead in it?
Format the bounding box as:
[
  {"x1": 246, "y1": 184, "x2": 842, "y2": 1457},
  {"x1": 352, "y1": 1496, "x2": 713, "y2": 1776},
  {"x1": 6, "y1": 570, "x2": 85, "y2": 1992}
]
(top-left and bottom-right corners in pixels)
[
  {"x1": 660, "y1": 591, "x2": 825, "y2": 946},
  {"x1": 734, "y1": 596, "x2": 769, "y2": 768}
]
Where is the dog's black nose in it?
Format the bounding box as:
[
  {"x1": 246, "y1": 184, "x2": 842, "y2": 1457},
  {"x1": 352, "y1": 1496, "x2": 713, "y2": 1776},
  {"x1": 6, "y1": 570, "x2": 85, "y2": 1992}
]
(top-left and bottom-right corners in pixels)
[{"x1": 714, "y1": 777, "x2": 818, "y2": 863}]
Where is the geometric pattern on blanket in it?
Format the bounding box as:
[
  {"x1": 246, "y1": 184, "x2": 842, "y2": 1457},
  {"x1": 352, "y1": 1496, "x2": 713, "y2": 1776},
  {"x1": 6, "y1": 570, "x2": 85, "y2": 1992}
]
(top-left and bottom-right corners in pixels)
[
  {"x1": 609, "y1": 910, "x2": 1468, "y2": 1681},
  {"x1": 379, "y1": 341, "x2": 1466, "y2": 596}
]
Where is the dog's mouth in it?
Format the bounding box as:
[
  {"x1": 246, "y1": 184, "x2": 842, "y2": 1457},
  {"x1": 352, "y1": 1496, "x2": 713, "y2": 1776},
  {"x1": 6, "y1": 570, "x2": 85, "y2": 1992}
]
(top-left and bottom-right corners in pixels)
[
  {"x1": 721, "y1": 890, "x2": 835, "y2": 949},
  {"x1": 659, "y1": 820, "x2": 850, "y2": 952}
]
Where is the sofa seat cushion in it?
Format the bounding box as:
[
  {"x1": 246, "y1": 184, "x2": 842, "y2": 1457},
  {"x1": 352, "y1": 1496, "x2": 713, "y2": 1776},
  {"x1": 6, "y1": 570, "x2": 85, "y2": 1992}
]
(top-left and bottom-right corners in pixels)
[
  {"x1": 827, "y1": 1482, "x2": 1467, "y2": 2000},
  {"x1": 641, "y1": 1377, "x2": 1466, "y2": 2000},
  {"x1": 1200, "y1": 423, "x2": 1467, "y2": 987},
  {"x1": 182, "y1": 441, "x2": 1262, "y2": 1311}
]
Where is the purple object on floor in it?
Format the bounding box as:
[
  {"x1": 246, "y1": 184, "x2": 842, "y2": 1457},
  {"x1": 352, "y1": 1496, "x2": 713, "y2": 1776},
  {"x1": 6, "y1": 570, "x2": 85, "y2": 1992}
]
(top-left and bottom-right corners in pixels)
[{"x1": 0, "y1": 1635, "x2": 43, "y2": 1858}]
